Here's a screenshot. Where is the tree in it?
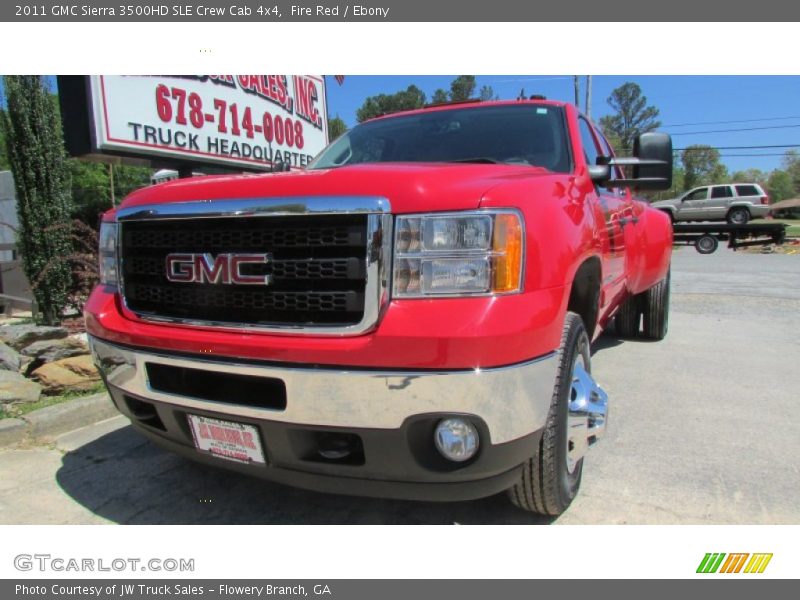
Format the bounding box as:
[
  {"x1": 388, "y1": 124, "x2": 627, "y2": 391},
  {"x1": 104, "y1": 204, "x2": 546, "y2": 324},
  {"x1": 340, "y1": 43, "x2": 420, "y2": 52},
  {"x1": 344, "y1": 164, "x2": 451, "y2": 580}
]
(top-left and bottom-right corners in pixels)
[
  {"x1": 781, "y1": 149, "x2": 800, "y2": 195},
  {"x1": 766, "y1": 169, "x2": 794, "y2": 203},
  {"x1": 478, "y1": 85, "x2": 497, "y2": 101},
  {"x1": 646, "y1": 166, "x2": 685, "y2": 202},
  {"x1": 356, "y1": 85, "x2": 427, "y2": 122},
  {"x1": 598, "y1": 82, "x2": 661, "y2": 153},
  {"x1": 431, "y1": 89, "x2": 449, "y2": 104},
  {"x1": 327, "y1": 114, "x2": 347, "y2": 141},
  {"x1": 449, "y1": 76, "x2": 476, "y2": 102},
  {"x1": 730, "y1": 168, "x2": 767, "y2": 187},
  {"x1": 681, "y1": 145, "x2": 729, "y2": 190},
  {"x1": 69, "y1": 160, "x2": 150, "y2": 225},
  {"x1": 0, "y1": 109, "x2": 9, "y2": 170},
  {"x1": 1, "y1": 76, "x2": 73, "y2": 324}
]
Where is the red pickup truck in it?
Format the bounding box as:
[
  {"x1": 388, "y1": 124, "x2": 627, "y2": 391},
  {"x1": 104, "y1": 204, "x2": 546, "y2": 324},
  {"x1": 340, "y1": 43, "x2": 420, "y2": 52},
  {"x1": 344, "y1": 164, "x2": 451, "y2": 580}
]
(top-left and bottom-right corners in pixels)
[{"x1": 86, "y1": 99, "x2": 673, "y2": 515}]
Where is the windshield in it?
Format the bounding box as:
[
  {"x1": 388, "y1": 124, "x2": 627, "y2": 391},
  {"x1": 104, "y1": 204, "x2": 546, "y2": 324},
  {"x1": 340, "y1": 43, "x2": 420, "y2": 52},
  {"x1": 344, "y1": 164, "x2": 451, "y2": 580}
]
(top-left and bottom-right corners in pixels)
[{"x1": 308, "y1": 104, "x2": 571, "y2": 172}]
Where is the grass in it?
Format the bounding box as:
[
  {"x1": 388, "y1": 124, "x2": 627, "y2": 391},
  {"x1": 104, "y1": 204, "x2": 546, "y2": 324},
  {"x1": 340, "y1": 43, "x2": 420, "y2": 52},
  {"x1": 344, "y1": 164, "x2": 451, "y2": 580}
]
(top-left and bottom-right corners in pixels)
[{"x1": 0, "y1": 383, "x2": 105, "y2": 420}]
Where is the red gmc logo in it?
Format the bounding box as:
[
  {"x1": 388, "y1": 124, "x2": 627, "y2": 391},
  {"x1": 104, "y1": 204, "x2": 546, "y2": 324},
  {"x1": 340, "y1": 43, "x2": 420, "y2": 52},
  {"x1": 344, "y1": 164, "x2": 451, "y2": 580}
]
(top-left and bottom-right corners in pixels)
[{"x1": 165, "y1": 253, "x2": 272, "y2": 285}]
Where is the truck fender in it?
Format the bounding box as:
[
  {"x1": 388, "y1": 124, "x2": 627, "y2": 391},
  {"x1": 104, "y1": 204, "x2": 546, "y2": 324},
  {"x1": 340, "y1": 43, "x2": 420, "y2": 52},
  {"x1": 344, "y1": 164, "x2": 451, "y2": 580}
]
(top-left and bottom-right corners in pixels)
[{"x1": 626, "y1": 207, "x2": 672, "y2": 295}]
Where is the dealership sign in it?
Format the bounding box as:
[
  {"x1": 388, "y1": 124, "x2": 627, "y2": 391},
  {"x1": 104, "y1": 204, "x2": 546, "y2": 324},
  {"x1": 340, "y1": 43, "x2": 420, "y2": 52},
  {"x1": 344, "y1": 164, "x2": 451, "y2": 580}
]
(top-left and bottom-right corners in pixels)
[{"x1": 60, "y1": 75, "x2": 328, "y2": 170}]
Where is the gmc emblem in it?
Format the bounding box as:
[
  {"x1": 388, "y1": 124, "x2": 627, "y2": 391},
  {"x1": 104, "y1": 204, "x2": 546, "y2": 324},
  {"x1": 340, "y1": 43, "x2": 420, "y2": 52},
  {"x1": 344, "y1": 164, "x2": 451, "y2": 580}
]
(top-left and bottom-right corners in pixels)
[{"x1": 165, "y1": 253, "x2": 272, "y2": 285}]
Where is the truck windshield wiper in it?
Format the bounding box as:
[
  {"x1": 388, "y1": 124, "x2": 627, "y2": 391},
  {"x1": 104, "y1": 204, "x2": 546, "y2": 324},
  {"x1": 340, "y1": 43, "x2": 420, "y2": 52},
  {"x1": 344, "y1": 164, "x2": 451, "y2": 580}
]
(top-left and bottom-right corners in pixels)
[{"x1": 448, "y1": 157, "x2": 501, "y2": 164}]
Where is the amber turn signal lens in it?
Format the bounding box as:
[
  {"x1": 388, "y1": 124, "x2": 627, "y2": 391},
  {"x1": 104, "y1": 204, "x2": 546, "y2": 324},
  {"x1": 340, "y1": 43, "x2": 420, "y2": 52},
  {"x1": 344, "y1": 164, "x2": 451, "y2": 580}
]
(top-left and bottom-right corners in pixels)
[{"x1": 492, "y1": 213, "x2": 523, "y2": 293}]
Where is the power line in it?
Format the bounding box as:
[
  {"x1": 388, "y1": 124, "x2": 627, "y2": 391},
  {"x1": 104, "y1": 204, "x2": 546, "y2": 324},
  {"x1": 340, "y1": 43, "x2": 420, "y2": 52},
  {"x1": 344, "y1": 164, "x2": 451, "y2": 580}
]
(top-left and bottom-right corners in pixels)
[
  {"x1": 674, "y1": 144, "x2": 800, "y2": 151},
  {"x1": 669, "y1": 123, "x2": 800, "y2": 136},
  {"x1": 662, "y1": 115, "x2": 800, "y2": 128}
]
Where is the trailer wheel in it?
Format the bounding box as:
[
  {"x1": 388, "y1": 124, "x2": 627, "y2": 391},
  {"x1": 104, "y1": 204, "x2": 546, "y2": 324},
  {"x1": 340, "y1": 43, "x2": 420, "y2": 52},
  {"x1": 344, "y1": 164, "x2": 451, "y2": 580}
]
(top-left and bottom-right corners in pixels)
[
  {"x1": 726, "y1": 208, "x2": 750, "y2": 225},
  {"x1": 507, "y1": 312, "x2": 588, "y2": 515},
  {"x1": 642, "y1": 270, "x2": 670, "y2": 341},
  {"x1": 615, "y1": 294, "x2": 641, "y2": 338},
  {"x1": 695, "y1": 235, "x2": 718, "y2": 254}
]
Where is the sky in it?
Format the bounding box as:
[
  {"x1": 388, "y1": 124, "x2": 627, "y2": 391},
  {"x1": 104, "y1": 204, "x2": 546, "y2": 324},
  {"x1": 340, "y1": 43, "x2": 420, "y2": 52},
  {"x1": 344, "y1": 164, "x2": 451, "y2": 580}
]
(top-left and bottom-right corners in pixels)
[
  {"x1": 3, "y1": 75, "x2": 799, "y2": 174},
  {"x1": 324, "y1": 75, "x2": 800, "y2": 174}
]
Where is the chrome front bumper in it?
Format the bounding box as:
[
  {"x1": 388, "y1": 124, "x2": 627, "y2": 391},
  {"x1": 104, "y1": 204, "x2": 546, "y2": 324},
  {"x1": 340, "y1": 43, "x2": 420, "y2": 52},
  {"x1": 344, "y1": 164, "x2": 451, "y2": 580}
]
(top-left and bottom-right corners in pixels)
[{"x1": 89, "y1": 336, "x2": 558, "y2": 444}]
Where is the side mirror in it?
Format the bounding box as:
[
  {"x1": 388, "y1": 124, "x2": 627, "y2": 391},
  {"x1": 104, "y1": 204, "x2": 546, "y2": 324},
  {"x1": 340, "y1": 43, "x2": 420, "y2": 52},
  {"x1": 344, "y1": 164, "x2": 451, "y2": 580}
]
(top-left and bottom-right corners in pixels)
[
  {"x1": 632, "y1": 132, "x2": 673, "y2": 190},
  {"x1": 593, "y1": 132, "x2": 673, "y2": 191}
]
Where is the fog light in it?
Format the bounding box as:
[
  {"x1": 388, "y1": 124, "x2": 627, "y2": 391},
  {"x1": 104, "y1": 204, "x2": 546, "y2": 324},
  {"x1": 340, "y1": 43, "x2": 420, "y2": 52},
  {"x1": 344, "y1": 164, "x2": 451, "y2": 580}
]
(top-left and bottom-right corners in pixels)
[{"x1": 434, "y1": 418, "x2": 479, "y2": 462}]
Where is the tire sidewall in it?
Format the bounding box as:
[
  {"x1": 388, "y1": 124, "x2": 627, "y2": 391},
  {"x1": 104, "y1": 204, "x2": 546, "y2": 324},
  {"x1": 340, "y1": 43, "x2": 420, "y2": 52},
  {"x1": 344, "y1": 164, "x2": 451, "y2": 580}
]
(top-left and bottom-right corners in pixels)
[{"x1": 553, "y1": 319, "x2": 591, "y2": 504}]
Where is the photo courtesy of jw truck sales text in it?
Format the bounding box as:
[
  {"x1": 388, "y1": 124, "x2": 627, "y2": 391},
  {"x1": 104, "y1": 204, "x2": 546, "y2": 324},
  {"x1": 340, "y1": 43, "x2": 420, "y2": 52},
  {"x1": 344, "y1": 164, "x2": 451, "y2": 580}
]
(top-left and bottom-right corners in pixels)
[{"x1": 0, "y1": 74, "x2": 797, "y2": 526}]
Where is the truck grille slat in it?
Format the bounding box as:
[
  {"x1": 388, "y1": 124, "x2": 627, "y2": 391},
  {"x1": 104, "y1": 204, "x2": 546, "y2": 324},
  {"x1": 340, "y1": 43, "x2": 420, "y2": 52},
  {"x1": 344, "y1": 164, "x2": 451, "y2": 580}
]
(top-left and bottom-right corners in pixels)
[{"x1": 120, "y1": 215, "x2": 368, "y2": 326}]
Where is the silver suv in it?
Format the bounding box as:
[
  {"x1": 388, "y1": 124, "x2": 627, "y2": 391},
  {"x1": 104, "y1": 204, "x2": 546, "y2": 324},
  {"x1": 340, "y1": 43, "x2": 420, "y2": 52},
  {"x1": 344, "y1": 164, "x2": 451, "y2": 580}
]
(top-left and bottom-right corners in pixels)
[{"x1": 651, "y1": 183, "x2": 770, "y2": 224}]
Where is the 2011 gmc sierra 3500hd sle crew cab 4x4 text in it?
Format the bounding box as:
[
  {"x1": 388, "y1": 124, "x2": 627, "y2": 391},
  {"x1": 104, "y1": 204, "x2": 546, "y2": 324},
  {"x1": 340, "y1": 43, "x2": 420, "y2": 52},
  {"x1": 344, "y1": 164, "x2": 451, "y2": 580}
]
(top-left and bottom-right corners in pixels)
[{"x1": 86, "y1": 99, "x2": 674, "y2": 516}]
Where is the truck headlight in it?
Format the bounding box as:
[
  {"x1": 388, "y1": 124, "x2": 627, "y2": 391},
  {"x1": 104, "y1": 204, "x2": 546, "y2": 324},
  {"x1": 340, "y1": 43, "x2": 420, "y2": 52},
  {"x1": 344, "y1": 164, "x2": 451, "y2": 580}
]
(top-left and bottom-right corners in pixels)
[
  {"x1": 98, "y1": 221, "x2": 119, "y2": 287},
  {"x1": 393, "y1": 211, "x2": 523, "y2": 297}
]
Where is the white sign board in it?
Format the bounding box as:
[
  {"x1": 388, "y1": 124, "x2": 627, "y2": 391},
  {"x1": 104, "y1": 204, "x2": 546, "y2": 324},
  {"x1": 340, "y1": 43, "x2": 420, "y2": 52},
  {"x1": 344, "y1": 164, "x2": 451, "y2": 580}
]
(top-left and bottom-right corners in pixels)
[{"x1": 88, "y1": 75, "x2": 328, "y2": 170}]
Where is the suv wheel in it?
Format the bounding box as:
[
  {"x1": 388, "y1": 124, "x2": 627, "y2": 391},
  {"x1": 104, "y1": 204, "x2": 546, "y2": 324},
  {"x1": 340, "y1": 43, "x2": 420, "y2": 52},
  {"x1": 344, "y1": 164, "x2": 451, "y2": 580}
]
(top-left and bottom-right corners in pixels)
[{"x1": 726, "y1": 208, "x2": 750, "y2": 225}]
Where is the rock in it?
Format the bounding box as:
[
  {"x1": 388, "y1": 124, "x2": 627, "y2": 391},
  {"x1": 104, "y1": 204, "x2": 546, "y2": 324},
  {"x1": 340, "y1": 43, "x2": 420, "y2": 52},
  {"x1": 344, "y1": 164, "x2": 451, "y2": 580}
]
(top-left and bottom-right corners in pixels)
[
  {"x1": 0, "y1": 370, "x2": 42, "y2": 406},
  {"x1": 31, "y1": 355, "x2": 101, "y2": 395},
  {"x1": 0, "y1": 341, "x2": 22, "y2": 371},
  {"x1": 0, "y1": 325, "x2": 68, "y2": 350},
  {"x1": 21, "y1": 338, "x2": 89, "y2": 363}
]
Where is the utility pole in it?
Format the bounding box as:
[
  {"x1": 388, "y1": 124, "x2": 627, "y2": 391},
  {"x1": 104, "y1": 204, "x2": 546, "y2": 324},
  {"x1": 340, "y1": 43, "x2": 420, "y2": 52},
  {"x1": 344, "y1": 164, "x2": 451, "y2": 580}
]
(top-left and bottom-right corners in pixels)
[
  {"x1": 109, "y1": 163, "x2": 116, "y2": 206},
  {"x1": 573, "y1": 76, "x2": 580, "y2": 108},
  {"x1": 585, "y1": 75, "x2": 593, "y2": 118}
]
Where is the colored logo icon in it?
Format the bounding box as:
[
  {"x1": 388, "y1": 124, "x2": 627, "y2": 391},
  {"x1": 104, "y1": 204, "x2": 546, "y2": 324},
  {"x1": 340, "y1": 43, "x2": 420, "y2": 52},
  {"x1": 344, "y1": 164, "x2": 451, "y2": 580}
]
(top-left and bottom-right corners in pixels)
[{"x1": 697, "y1": 553, "x2": 773, "y2": 574}]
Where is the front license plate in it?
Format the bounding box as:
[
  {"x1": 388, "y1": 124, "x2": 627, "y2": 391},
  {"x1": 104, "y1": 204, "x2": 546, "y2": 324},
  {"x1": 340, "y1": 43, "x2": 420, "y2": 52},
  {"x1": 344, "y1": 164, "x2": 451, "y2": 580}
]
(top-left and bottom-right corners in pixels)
[{"x1": 187, "y1": 415, "x2": 266, "y2": 465}]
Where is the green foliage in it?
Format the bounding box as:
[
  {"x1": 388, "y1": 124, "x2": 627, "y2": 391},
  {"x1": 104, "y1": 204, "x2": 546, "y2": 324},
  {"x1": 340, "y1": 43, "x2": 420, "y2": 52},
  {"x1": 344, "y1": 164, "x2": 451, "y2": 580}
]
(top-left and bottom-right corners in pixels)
[
  {"x1": 327, "y1": 114, "x2": 347, "y2": 141},
  {"x1": 598, "y1": 82, "x2": 661, "y2": 153},
  {"x1": 355, "y1": 77, "x2": 495, "y2": 123},
  {"x1": 730, "y1": 168, "x2": 767, "y2": 186},
  {"x1": 431, "y1": 89, "x2": 449, "y2": 104},
  {"x1": 0, "y1": 109, "x2": 9, "y2": 170},
  {"x1": 645, "y1": 167, "x2": 685, "y2": 202},
  {"x1": 781, "y1": 149, "x2": 800, "y2": 195},
  {"x1": 478, "y1": 85, "x2": 497, "y2": 101},
  {"x1": 1, "y1": 76, "x2": 72, "y2": 325},
  {"x1": 449, "y1": 76, "x2": 476, "y2": 102},
  {"x1": 356, "y1": 85, "x2": 427, "y2": 123},
  {"x1": 766, "y1": 169, "x2": 794, "y2": 203},
  {"x1": 681, "y1": 145, "x2": 729, "y2": 190},
  {"x1": 69, "y1": 160, "x2": 150, "y2": 225}
]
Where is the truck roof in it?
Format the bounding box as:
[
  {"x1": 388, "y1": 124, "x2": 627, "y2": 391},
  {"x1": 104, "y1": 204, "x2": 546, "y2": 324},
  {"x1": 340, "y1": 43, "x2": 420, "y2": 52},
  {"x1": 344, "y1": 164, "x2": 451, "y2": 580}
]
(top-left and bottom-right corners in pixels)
[{"x1": 365, "y1": 99, "x2": 570, "y2": 123}]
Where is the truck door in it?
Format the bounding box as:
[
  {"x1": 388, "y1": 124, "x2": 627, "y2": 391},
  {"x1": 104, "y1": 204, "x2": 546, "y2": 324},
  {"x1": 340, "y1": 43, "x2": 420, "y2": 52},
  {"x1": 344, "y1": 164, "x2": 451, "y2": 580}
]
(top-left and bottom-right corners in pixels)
[
  {"x1": 679, "y1": 187, "x2": 709, "y2": 220},
  {"x1": 578, "y1": 117, "x2": 627, "y2": 306},
  {"x1": 708, "y1": 185, "x2": 734, "y2": 220}
]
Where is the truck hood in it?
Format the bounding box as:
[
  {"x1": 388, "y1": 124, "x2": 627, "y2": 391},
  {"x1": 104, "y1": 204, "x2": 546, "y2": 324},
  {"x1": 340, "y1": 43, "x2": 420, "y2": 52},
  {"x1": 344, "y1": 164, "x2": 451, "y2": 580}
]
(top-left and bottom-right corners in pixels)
[{"x1": 119, "y1": 163, "x2": 556, "y2": 214}]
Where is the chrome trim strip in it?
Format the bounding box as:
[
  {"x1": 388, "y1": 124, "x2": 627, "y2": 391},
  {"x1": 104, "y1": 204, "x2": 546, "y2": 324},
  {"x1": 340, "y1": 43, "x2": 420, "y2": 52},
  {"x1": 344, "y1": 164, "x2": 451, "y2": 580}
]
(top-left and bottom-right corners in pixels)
[
  {"x1": 90, "y1": 337, "x2": 558, "y2": 445},
  {"x1": 116, "y1": 196, "x2": 391, "y2": 221},
  {"x1": 115, "y1": 196, "x2": 392, "y2": 337}
]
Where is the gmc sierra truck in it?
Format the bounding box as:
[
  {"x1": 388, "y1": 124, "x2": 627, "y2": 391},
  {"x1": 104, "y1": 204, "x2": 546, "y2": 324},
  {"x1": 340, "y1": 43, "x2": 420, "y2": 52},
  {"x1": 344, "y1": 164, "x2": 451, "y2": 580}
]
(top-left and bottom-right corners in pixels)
[{"x1": 87, "y1": 99, "x2": 674, "y2": 516}]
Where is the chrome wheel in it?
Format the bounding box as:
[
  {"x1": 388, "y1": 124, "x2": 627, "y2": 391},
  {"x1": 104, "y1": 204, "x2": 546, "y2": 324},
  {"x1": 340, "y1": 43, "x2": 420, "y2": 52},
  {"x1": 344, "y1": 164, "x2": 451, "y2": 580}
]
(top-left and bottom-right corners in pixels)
[{"x1": 567, "y1": 354, "x2": 608, "y2": 474}]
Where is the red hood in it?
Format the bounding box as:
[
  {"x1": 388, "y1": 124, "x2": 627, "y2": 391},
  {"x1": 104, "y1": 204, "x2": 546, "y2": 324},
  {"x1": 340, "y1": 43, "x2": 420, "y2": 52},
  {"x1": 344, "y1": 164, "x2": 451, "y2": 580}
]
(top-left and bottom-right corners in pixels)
[{"x1": 119, "y1": 163, "x2": 557, "y2": 214}]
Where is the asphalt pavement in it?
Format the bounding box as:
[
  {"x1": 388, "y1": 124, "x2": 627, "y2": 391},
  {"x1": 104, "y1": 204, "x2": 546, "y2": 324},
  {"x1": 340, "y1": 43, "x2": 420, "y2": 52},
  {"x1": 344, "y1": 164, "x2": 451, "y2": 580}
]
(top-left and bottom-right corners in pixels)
[{"x1": 1, "y1": 247, "x2": 798, "y2": 524}]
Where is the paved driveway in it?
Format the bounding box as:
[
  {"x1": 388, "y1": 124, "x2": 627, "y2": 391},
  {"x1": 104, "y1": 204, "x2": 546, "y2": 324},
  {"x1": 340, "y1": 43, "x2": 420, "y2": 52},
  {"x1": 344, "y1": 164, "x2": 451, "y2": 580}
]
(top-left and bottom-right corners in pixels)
[{"x1": 1, "y1": 248, "x2": 798, "y2": 524}]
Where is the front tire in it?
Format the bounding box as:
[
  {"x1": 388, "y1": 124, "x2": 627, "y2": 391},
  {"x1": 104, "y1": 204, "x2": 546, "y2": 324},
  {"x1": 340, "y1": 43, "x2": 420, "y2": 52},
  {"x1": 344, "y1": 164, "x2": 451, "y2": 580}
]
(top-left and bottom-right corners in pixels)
[{"x1": 507, "y1": 312, "x2": 589, "y2": 515}]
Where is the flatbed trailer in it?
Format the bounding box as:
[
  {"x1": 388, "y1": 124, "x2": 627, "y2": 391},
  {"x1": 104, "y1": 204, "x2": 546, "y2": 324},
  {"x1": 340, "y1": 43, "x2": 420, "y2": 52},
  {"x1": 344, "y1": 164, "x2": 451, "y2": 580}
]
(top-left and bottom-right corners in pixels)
[{"x1": 672, "y1": 222, "x2": 787, "y2": 254}]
